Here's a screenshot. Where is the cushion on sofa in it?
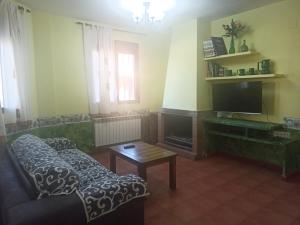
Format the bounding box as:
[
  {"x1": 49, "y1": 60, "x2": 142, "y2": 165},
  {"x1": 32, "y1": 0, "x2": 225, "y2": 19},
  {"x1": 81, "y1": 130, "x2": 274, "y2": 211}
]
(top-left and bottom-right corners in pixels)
[
  {"x1": 77, "y1": 164, "x2": 118, "y2": 187},
  {"x1": 76, "y1": 174, "x2": 148, "y2": 222},
  {"x1": 57, "y1": 148, "x2": 99, "y2": 171},
  {"x1": 11, "y1": 135, "x2": 80, "y2": 199},
  {"x1": 55, "y1": 145, "x2": 149, "y2": 222},
  {"x1": 43, "y1": 137, "x2": 77, "y2": 151}
]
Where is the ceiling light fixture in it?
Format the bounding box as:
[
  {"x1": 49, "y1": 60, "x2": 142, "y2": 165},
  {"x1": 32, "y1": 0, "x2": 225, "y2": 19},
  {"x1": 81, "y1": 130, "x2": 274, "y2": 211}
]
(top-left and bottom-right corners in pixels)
[{"x1": 121, "y1": 0, "x2": 175, "y2": 24}]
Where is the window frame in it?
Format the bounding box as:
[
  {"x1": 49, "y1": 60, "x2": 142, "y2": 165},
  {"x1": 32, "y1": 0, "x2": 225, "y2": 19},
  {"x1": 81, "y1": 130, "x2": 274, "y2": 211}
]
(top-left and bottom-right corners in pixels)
[{"x1": 115, "y1": 40, "x2": 139, "y2": 104}]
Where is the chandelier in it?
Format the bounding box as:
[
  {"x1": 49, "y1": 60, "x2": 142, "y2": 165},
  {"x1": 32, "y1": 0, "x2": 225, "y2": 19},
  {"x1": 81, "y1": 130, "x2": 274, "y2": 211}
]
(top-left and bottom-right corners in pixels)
[{"x1": 121, "y1": 0, "x2": 175, "y2": 24}]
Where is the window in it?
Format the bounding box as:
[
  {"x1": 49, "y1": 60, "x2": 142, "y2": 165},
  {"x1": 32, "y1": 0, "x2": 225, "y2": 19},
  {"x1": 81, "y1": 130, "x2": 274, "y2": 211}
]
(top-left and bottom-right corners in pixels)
[
  {"x1": 0, "y1": 63, "x2": 3, "y2": 107},
  {"x1": 0, "y1": 40, "x2": 20, "y2": 109},
  {"x1": 92, "y1": 50, "x2": 100, "y2": 103},
  {"x1": 115, "y1": 41, "x2": 139, "y2": 103}
]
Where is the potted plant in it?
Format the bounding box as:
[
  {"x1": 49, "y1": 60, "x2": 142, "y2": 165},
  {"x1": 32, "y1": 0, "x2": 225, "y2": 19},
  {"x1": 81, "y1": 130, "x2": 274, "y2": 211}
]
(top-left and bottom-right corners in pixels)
[{"x1": 223, "y1": 19, "x2": 245, "y2": 54}]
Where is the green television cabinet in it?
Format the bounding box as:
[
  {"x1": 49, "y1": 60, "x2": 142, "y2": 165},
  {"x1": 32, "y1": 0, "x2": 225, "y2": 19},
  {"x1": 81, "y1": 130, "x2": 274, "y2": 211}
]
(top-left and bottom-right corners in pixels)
[{"x1": 203, "y1": 117, "x2": 300, "y2": 178}]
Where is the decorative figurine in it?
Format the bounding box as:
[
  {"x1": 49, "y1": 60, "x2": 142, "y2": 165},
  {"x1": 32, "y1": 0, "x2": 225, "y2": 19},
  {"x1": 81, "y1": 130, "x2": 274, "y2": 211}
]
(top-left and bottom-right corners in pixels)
[{"x1": 240, "y1": 40, "x2": 249, "y2": 52}]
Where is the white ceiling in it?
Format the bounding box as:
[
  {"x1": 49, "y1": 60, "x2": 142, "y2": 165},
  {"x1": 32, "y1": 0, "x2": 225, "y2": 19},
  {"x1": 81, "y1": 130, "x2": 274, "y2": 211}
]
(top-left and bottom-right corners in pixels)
[{"x1": 18, "y1": 0, "x2": 283, "y2": 30}]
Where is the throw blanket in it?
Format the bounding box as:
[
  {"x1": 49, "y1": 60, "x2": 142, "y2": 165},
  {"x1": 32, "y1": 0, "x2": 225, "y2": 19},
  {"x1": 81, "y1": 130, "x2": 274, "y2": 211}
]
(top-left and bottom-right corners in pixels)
[
  {"x1": 56, "y1": 149, "x2": 149, "y2": 222},
  {"x1": 11, "y1": 135, "x2": 148, "y2": 223},
  {"x1": 77, "y1": 174, "x2": 148, "y2": 222}
]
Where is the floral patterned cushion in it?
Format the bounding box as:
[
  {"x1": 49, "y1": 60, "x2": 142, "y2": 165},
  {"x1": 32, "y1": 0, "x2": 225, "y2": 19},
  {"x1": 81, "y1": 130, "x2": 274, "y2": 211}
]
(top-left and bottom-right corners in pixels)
[
  {"x1": 55, "y1": 146, "x2": 149, "y2": 223},
  {"x1": 11, "y1": 135, "x2": 80, "y2": 199},
  {"x1": 76, "y1": 174, "x2": 149, "y2": 222},
  {"x1": 43, "y1": 137, "x2": 77, "y2": 151},
  {"x1": 77, "y1": 164, "x2": 118, "y2": 187},
  {"x1": 57, "y1": 148, "x2": 99, "y2": 171}
]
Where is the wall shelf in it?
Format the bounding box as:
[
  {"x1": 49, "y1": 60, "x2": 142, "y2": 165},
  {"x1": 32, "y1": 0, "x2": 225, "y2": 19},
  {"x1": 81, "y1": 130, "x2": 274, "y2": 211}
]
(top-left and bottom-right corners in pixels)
[
  {"x1": 205, "y1": 74, "x2": 283, "y2": 82},
  {"x1": 204, "y1": 51, "x2": 255, "y2": 61}
]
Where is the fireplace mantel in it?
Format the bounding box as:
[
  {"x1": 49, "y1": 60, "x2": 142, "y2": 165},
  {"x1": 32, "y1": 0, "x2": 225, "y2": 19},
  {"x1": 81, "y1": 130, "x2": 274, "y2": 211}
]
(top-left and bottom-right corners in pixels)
[
  {"x1": 158, "y1": 108, "x2": 212, "y2": 160},
  {"x1": 159, "y1": 108, "x2": 206, "y2": 118}
]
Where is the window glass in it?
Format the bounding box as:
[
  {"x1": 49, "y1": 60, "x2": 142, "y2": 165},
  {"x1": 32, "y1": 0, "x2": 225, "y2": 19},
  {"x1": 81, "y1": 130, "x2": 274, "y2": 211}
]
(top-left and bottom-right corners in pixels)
[
  {"x1": 115, "y1": 41, "x2": 138, "y2": 103},
  {"x1": 0, "y1": 41, "x2": 19, "y2": 109},
  {"x1": 117, "y1": 53, "x2": 135, "y2": 101}
]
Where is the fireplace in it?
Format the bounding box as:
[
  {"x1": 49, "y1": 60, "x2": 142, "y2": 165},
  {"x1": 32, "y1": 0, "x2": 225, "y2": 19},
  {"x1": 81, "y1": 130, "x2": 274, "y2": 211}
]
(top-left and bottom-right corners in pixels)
[
  {"x1": 158, "y1": 108, "x2": 209, "y2": 159},
  {"x1": 164, "y1": 115, "x2": 192, "y2": 151}
]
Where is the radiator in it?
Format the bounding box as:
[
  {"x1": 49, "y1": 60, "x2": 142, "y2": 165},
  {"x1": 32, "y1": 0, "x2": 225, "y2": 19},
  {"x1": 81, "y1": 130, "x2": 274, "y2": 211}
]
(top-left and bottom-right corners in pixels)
[{"x1": 94, "y1": 115, "x2": 141, "y2": 147}]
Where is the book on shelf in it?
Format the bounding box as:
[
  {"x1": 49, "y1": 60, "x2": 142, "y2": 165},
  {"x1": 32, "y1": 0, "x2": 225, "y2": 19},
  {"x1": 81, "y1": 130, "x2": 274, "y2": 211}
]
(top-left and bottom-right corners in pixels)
[
  {"x1": 203, "y1": 37, "x2": 227, "y2": 58},
  {"x1": 207, "y1": 62, "x2": 224, "y2": 77}
]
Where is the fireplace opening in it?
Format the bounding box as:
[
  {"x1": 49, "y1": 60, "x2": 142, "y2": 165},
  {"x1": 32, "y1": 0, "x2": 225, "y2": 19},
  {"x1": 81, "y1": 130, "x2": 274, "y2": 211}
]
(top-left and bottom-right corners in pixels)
[{"x1": 164, "y1": 114, "x2": 192, "y2": 151}]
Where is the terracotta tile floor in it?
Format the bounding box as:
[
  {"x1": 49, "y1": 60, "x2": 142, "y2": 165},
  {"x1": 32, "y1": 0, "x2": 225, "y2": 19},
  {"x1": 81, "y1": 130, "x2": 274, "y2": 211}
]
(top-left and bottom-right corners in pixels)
[{"x1": 91, "y1": 151, "x2": 300, "y2": 225}]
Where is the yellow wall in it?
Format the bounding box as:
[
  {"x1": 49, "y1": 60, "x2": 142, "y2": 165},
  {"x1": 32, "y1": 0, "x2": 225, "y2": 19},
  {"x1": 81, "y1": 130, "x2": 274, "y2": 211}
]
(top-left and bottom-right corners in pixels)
[
  {"x1": 31, "y1": 11, "x2": 170, "y2": 117},
  {"x1": 32, "y1": 12, "x2": 88, "y2": 116},
  {"x1": 31, "y1": 0, "x2": 300, "y2": 122},
  {"x1": 197, "y1": 19, "x2": 211, "y2": 111},
  {"x1": 163, "y1": 20, "x2": 198, "y2": 111},
  {"x1": 162, "y1": 19, "x2": 212, "y2": 111},
  {"x1": 26, "y1": 12, "x2": 39, "y2": 118},
  {"x1": 211, "y1": 0, "x2": 300, "y2": 122}
]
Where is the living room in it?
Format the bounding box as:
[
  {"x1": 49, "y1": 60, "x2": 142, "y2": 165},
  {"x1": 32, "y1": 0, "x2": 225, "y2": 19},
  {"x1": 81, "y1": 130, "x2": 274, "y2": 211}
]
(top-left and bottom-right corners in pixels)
[{"x1": 0, "y1": 0, "x2": 300, "y2": 225}]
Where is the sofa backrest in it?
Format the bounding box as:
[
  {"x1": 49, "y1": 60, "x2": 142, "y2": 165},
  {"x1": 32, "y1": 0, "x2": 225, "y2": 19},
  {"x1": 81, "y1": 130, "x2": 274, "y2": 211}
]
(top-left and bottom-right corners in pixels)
[
  {"x1": 7, "y1": 121, "x2": 93, "y2": 152},
  {"x1": 7, "y1": 148, "x2": 38, "y2": 198},
  {"x1": 0, "y1": 146, "x2": 32, "y2": 215},
  {"x1": 11, "y1": 135, "x2": 80, "y2": 199}
]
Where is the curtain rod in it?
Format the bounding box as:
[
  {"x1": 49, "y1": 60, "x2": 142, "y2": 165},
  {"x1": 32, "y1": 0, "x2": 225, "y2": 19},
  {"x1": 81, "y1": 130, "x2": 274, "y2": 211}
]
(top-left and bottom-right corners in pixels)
[
  {"x1": 75, "y1": 21, "x2": 146, "y2": 36},
  {"x1": 17, "y1": 3, "x2": 31, "y2": 13}
]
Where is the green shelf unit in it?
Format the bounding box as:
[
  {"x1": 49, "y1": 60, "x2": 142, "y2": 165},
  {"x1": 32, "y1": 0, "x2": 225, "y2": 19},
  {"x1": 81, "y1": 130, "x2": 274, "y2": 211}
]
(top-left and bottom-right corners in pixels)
[
  {"x1": 203, "y1": 117, "x2": 281, "y2": 131},
  {"x1": 203, "y1": 117, "x2": 300, "y2": 178},
  {"x1": 208, "y1": 130, "x2": 295, "y2": 146}
]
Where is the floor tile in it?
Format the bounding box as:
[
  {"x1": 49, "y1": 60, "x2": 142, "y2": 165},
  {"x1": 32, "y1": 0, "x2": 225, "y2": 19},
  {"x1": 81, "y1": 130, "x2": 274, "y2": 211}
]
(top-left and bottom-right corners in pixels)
[
  {"x1": 91, "y1": 151, "x2": 300, "y2": 225},
  {"x1": 247, "y1": 208, "x2": 295, "y2": 225}
]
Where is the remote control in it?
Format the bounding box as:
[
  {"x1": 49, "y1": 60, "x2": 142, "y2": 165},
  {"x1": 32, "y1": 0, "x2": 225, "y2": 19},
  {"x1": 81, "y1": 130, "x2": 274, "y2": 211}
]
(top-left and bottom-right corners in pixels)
[{"x1": 123, "y1": 144, "x2": 135, "y2": 149}]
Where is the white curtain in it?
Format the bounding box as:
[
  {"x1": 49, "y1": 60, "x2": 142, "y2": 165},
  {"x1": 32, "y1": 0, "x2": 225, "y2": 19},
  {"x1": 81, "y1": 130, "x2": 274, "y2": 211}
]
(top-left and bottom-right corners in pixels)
[
  {"x1": 9, "y1": 3, "x2": 32, "y2": 121},
  {"x1": 83, "y1": 25, "x2": 117, "y2": 115},
  {"x1": 0, "y1": 0, "x2": 32, "y2": 137}
]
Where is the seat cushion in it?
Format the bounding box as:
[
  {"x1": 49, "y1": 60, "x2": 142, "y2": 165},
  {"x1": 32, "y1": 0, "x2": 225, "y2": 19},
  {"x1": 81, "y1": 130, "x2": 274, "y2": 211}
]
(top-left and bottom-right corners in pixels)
[
  {"x1": 77, "y1": 174, "x2": 148, "y2": 223},
  {"x1": 57, "y1": 148, "x2": 99, "y2": 172},
  {"x1": 43, "y1": 137, "x2": 77, "y2": 151},
  {"x1": 11, "y1": 135, "x2": 80, "y2": 199}
]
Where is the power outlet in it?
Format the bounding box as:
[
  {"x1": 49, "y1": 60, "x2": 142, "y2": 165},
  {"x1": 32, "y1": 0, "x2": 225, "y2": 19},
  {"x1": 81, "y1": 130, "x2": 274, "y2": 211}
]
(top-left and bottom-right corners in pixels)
[
  {"x1": 284, "y1": 117, "x2": 300, "y2": 130},
  {"x1": 273, "y1": 131, "x2": 291, "y2": 139}
]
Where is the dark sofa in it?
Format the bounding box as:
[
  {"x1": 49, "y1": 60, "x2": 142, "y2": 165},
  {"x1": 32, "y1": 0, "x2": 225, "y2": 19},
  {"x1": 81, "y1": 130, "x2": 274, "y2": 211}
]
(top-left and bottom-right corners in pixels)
[{"x1": 0, "y1": 135, "x2": 148, "y2": 225}]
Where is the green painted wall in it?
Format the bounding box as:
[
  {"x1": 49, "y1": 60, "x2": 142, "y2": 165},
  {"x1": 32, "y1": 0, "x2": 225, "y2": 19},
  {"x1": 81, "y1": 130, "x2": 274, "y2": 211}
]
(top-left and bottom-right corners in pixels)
[
  {"x1": 31, "y1": 11, "x2": 170, "y2": 117},
  {"x1": 211, "y1": 0, "x2": 300, "y2": 122}
]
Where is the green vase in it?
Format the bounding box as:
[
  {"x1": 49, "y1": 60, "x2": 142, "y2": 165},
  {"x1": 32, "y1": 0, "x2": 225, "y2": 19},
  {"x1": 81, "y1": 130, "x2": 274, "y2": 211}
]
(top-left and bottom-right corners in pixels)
[
  {"x1": 229, "y1": 36, "x2": 235, "y2": 54},
  {"x1": 240, "y1": 40, "x2": 249, "y2": 52}
]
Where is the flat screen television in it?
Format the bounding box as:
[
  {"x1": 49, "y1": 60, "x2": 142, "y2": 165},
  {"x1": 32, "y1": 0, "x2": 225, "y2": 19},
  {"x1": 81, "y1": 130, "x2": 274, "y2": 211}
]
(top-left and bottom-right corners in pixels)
[{"x1": 212, "y1": 82, "x2": 262, "y2": 114}]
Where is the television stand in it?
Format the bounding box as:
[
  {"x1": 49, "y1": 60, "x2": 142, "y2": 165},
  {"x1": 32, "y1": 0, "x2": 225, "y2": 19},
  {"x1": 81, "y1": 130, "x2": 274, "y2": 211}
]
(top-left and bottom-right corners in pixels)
[{"x1": 203, "y1": 117, "x2": 300, "y2": 178}]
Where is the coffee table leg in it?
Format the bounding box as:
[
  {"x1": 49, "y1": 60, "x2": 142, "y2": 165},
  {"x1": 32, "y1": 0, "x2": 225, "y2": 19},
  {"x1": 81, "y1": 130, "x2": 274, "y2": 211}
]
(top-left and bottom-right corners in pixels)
[
  {"x1": 138, "y1": 165, "x2": 147, "y2": 181},
  {"x1": 169, "y1": 156, "x2": 176, "y2": 190},
  {"x1": 110, "y1": 151, "x2": 116, "y2": 173}
]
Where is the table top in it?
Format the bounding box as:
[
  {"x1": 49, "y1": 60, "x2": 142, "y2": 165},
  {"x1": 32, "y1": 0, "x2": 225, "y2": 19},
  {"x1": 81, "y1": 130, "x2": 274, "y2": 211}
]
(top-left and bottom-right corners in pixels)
[{"x1": 110, "y1": 141, "x2": 177, "y2": 163}]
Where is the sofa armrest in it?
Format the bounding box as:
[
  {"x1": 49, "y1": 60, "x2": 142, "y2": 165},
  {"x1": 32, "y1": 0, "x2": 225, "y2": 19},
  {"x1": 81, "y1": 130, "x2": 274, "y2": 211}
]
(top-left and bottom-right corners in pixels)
[
  {"x1": 4, "y1": 194, "x2": 145, "y2": 225},
  {"x1": 4, "y1": 193, "x2": 86, "y2": 225}
]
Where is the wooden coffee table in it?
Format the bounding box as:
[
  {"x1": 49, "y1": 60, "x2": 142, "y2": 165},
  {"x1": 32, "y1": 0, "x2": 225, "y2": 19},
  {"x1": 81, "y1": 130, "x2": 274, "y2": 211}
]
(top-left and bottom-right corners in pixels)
[{"x1": 110, "y1": 142, "x2": 177, "y2": 189}]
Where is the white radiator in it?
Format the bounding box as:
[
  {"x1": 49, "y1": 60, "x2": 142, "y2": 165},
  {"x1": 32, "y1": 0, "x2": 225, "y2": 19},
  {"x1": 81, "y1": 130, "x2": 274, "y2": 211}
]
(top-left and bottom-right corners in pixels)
[{"x1": 94, "y1": 115, "x2": 141, "y2": 147}]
